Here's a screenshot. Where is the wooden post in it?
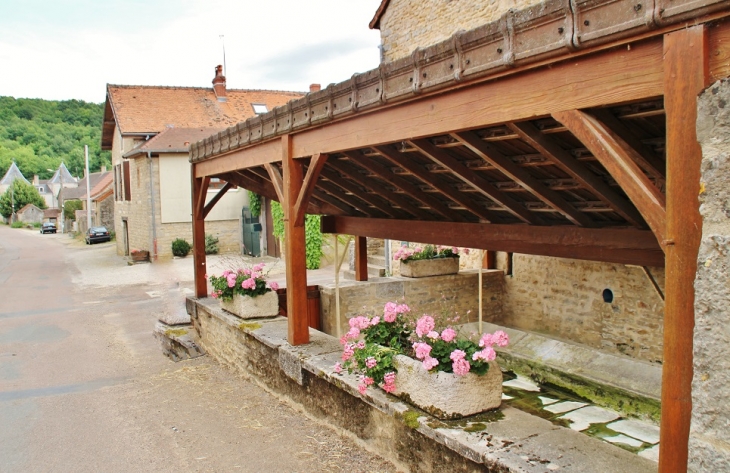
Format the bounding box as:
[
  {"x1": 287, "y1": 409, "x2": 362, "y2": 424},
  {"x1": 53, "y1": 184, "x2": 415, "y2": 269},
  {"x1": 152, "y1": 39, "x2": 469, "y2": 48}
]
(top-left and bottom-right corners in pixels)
[
  {"x1": 660, "y1": 25, "x2": 708, "y2": 473},
  {"x1": 191, "y1": 166, "x2": 208, "y2": 298},
  {"x1": 355, "y1": 236, "x2": 368, "y2": 281},
  {"x1": 282, "y1": 135, "x2": 309, "y2": 345}
]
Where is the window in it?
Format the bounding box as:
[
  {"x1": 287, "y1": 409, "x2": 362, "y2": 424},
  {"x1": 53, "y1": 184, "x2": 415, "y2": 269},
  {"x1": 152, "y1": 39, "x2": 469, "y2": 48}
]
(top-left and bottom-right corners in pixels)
[{"x1": 252, "y1": 103, "x2": 268, "y2": 114}]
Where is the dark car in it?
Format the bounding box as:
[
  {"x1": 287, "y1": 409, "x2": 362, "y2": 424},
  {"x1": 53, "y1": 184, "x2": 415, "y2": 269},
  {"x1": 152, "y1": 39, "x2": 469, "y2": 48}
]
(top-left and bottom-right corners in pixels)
[
  {"x1": 86, "y1": 226, "x2": 111, "y2": 244},
  {"x1": 40, "y1": 222, "x2": 57, "y2": 234}
]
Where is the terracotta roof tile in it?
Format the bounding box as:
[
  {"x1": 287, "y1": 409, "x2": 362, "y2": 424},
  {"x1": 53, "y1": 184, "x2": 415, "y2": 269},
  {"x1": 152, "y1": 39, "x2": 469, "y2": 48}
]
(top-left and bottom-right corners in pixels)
[
  {"x1": 124, "y1": 127, "x2": 224, "y2": 158},
  {"x1": 83, "y1": 173, "x2": 114, "y2": 200}
]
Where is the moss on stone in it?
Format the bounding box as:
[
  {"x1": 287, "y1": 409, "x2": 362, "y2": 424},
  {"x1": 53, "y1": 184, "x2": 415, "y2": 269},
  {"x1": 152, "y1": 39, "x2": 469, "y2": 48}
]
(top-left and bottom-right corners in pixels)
[
  {"x1": 464, "y1": 422, "x2": 487, "y2": 432},
  {"x1": 165, "y1": 328, "x2": 188, "y2": 337},
  {"x1": 397, "y1": 410, "x2": 421, "y2": 429},
  {"x1": 238, "y1": 322, "x2": 263, "y2": 332}
]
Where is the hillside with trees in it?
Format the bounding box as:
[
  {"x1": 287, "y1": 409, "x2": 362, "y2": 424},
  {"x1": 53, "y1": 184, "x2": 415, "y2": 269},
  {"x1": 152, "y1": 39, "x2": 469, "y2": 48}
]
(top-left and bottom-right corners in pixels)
[{"x1": 0, "y1": 96, "x2": 110, "y2": 181}]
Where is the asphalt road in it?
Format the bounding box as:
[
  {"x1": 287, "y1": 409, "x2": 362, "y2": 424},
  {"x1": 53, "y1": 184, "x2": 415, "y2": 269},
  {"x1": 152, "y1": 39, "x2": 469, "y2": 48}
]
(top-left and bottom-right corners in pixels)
[{"x1": 0, "y1": 225, "x2": 395, "y2": 473}]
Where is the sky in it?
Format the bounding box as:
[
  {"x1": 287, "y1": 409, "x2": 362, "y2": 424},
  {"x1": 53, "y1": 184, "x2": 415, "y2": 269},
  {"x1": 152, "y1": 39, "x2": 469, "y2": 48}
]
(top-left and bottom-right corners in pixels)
[{"x1": 0, "y1": 0, "x2": 383, "y2": 103}]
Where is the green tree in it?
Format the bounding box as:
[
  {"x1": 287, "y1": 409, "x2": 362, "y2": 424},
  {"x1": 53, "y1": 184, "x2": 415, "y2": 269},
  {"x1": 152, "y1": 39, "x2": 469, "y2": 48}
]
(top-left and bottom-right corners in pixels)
[{"x1": 0, "y1": 179, "x2": 46, "y2": 219}]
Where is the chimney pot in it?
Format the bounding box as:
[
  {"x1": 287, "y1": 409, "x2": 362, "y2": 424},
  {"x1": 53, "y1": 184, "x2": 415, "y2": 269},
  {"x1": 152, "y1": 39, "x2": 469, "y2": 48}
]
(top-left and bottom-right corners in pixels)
[
  {"x1": 309, "y1": 83, "x2": 321, "y2": 93},
  {"x1": 213, "y1": 65, "x2": 227, "y2": 101}
]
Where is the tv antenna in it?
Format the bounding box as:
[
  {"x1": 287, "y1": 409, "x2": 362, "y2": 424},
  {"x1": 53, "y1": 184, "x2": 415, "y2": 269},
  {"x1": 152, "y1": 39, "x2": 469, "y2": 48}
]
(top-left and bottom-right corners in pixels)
[{"x1": 219, "y1": 35, "x2": 227, "y2": 76}]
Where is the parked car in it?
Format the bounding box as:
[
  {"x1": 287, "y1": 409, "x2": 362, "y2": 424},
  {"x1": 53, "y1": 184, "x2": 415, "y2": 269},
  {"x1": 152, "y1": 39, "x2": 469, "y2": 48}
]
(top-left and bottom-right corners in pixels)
[
  {"x1": 86, "y1": 226, "x2": 111, "y2": 244},
  {"x1": 40, "y1": 222, "x2": 57, "y2": 234}
]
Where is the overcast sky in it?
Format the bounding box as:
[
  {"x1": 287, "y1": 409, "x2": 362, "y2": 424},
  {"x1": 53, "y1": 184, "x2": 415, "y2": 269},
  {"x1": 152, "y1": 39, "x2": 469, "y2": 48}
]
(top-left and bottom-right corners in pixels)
[{"x1": 0, "y1": 0, "x2": 383, "y2": 103}]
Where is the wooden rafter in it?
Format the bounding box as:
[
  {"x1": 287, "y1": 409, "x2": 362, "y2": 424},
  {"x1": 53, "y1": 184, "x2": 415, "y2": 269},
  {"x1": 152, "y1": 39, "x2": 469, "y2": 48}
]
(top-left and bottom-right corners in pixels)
[
  {"x1": 313, "y1": 181, "x2": 372, "y2": 217},
  {"x1": 374, "y1": 145, "x2": 498, "y2": 222},
  {"x1": 553, "y1": 110, "x2": 667, "y2": 247},
  {"x1": 453, "y1": 131, "x2": 594, "y2": 227},
  {"x1": 409, "y1": 139, "x2": 539, "y2": 224},
  {"x1": 264, "y1": 163, "x2": 285, "y2": 203},
  {"x1": 293, "y1": 153, "x2": 328, "y2": 226},
  {"x1": 507, "y1": 120, "x2": 646, "y2": 227},
  {"x1": 348, "y1": 151, "x2": 461, "y2": 221},
  {"x1": 330, "y1": 157, "x2": 433, "y2": 220},
  {"x1": 321, "y1": 216, "x2": 664, "y2": 267},
  {"x1": 319, "y1": 168, "x2": 405, "y2": 218},
  {"x1": 203, "y1": 182, "x2": 233, "y2": 219}
]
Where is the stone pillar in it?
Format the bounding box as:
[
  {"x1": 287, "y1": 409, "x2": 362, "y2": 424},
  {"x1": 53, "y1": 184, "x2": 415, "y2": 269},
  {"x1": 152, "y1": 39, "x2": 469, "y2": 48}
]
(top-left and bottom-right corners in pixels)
[{"x1": 690, "y1": 79, "x2": 730, "y2": 471}]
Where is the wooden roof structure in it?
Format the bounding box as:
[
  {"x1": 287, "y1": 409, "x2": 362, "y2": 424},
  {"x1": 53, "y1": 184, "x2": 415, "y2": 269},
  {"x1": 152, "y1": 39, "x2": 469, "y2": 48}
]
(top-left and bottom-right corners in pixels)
[{"x1": 189, "y1": 2, "x2": 730, "y2": 471}]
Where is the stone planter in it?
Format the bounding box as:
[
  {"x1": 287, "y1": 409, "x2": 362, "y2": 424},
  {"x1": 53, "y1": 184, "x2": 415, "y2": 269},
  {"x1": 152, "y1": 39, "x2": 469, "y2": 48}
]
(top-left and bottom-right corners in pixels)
[
  {"x1": 393, "y1": 354, "x2": 502, "y2": 419},
  {"x1": 220, "y1": 291, "x2": 279, "y2": 319},
  {"x1": 400, "y1": 257, "x2": 459, "y2": 278}
]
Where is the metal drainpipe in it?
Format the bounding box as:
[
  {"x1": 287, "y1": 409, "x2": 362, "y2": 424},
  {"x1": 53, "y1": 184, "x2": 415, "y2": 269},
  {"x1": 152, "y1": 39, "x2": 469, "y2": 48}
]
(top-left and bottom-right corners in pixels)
[{"x1": 147, "y1": 151, "x2": 158, "y2": 261}]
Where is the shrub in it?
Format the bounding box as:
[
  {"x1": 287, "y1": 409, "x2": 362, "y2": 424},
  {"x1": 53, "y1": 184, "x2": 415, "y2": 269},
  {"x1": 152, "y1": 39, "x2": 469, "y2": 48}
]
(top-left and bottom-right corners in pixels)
[
  {"x1": 10, "y1": 221, "x2": 23, "y2": 228},
  {"x1": 205, "y1": 233, "x2": 219, "y2": 255},
  {"x1": 171, "y1": 238, "x2": 191, "y2": 257}
]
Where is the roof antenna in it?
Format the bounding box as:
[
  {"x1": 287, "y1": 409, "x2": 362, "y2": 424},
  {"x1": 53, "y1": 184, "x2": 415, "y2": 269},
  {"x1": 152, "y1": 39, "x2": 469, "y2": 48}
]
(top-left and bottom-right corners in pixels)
[{"x1": 219, "y1": 35, "x2": 227, "y2": 77}]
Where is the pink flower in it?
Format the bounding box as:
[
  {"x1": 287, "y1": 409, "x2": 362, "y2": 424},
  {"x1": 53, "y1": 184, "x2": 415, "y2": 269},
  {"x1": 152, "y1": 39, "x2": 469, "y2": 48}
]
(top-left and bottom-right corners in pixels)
[
  {"x1": 227, "y1": 275, "x2": 237, "y2": 288},
  {"x1": 349, "y1": 316, "x2": 371, "y2": 330},
  {"x1": 472, "y1": 346, "x2": 496, "y2": 362},
  {"x1": 450, "y1": 349, "x2": 466, "y2": 361},
  {"x1": 413, "y1": 342, "x2": 432, "y2": 360},
  {"x1": 370, "y1": 316, "x2": 380, "y2": 326},
  {"x1": 383, "y1": 302, "x2": 398, "y2": 322},
  {"x1": 210, "y1": 291, "x2": 219, "y2": 299},
  {"x1": 358, "y1": 384, "x2": 367, "y2": 395},
  {"x1": 363, "y1": 376, "x2": 374, "y2": 386},
  {"x1": 452, "y1": 358, "x2": 471, "y2": 376},
  {"x1": 441, "y1": 328, "x2": 457, "y2": 342},
  {"x1": 242, "y1": 268, "x2": 252, "y2": 276},
  {"x1": 396, "y1": 303, "x2": 410, "y2": 315},
  {"x1": 384, "y1": 372, "x2": 396, "y2": 385},
  {"x1": 346, "y1": 327, "x2": 360, "y2": 340},
  {"x1": 366, "y1": 357, "x2": 377, "y2": 369},
  {"x1": 416, "y1": 315, "x2": 435, "y2": 337},
  {"x1": 422, "y1": 356, "x2": 439, "y2": 370},
  {"x1": 267, "y1": 281, "x2": 279, "y2": 291},
  {"x1": 342, "y1": 343, "x2": 354, "y2": 361},
  {"x1": 334, "y1": 362, "x2": 342, "y2": 373},
  {"x1": 383, "y1": 383, "x2": 397, "y2": 394},
  {"x1": 253, "y1": 263, "x2": 265, "y2": 272},
  {"x1": 222, "y1": 270, "x2": 233, "y2": 277},
  {"x1": 493, "y1": 330, "x2": 509, "y2": 347},
  {"x1": 241, "y1": 278, "x2": 256, "y2": 290},
  {"x1": 479, "y1": 333, "x2": 494, "y2": 348},
  {"x1": 426, "y1": 331, "x2": 440, "y2": 340},
  {"x1": 355, "y1": 341, "x2": 365, "y2": 350}
]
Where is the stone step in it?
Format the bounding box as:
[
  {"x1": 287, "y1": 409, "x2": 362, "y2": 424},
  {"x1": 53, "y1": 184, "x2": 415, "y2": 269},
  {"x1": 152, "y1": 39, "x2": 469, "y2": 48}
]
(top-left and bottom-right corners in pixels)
[
  {"x1": 367, "y1": 254, "x2": 386, "y2": 266},
  {"x1": 154, "y1": 321, "x2": 205, "y2": 362},
  {"x1": 343, "y1": 264, "x2": 386, "y2": 280}
]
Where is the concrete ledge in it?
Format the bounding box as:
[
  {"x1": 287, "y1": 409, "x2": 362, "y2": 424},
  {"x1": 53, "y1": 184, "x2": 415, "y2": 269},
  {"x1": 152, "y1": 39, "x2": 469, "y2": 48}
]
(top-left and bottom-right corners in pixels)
[
  {"x1": 459, "y1": 322, "x2": 662, "y2": 423},
  {"x1": 188, "y1": 296, "x2": 656, "y2": 473}
]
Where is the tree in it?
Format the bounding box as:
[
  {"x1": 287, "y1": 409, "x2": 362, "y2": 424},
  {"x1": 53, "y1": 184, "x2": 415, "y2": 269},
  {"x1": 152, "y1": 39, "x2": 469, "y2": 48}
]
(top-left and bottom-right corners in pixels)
[{"x1": 0, "y1": 179, "x2": 46, "y2": 219}]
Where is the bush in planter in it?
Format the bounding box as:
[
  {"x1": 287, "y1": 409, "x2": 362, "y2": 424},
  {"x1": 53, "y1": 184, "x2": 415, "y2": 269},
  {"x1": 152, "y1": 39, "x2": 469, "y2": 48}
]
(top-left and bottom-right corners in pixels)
[
  {"x1": 393, "y1": 244, "x2": 465, "y2": 262},
  {"x1": 336, "y1": 301, "x2": 509, "y2": 395},
  {"x1": 171, "y1": 238, "x2": 191, "y2": 257},
  {"x1": 208, "y1": 263, "x2": 279, "y2": 301}
]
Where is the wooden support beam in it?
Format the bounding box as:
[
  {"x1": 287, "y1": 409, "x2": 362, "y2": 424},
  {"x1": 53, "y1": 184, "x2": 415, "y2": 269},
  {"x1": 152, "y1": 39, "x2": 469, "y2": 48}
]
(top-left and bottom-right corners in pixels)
[
  {"x1": 202, "y1": 182, "x2": 232, "y2": 219},
  {"x1": 330, "y1": 158, "x2": 433, "y2": 220},
  {"x1": 349, "y1": 152, "x2": 462, "y2": 221},
  {"x1": 321, "y1": 216, "x2": 665, "y2": 267},
  {"x1": 294, "y1": 153, "x2": 328, "y2": 226},
  {"x1": 195, "y1": 137, "x2": 281, "y2": 177},
  {"x1": 265, "y1": 163, "x2": 285, "y2": 203},
  {"x1": 374, "y1": 145, "x2": 499, "y2": 222},
  {"x1": 507, "y1": 121, "x2": 646, "y2": 227},
  {"x1": 659, "y1": 25, "x2": 708, "y2": 473},
  {"x1": 552, "y1": 110, "x2": 667, "y2": 247},
  {"x1": 355, "y1": 236, "x2": 368, "y2": 281},
  {"x1": 224, "y1": 171, "x2": 278, "y2": 202},
  {"x1": 282, "y1": 135, "x2": 309, "y2": 346},
  {"x1": 453, "y1": 131, "x2": 594, "y2": 227},
  {"x1": 311, "y1": 185, "x2": 369, "y2": 217},
  {"x1": 315, "y1": 180, "x2": 378, "y2": 217},
  {"x1": 319, "y1": 168, "x2": 405, "y2": 218},
  {"x1": 409, "y1": 139, "x2": 539, "y2": 224},
  {"x1": 191, "y1": 168, "x2": 207, "y2": 298}
]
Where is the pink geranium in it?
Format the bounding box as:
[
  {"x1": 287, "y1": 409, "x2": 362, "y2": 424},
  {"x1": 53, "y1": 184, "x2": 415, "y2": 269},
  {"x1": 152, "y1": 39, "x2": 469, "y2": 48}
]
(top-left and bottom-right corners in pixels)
[
  {"x1": 441, "y1": 328, "x2": 457, "y2": 342},
  {"x1": 267, "y1": 281, "x2": 279, "y2": 291},
  {"x1": 422, "y1": 356, "x2": 439, "y2": 370},
  {"x1": 366, "y1": 357, "x2": 377, "y2": 369},
  {"x1": 413, "y1": 342, "x2": 432, "y2": 360},
  {"x1": 452, "y1": 358, "x2": 471, "y2": 376},
  {"x1": 241, "y1": 278, "x2": 256, "y2": 290},
  {"x1": 416, "y1": 315, "x2": 435, "y2": 337}
]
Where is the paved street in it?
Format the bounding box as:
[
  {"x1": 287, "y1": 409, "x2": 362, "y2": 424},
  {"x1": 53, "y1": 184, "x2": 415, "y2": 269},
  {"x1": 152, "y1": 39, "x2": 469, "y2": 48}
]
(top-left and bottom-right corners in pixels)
[{"x1": 0, "y1": 225, "x2": 395, "y2": 473}]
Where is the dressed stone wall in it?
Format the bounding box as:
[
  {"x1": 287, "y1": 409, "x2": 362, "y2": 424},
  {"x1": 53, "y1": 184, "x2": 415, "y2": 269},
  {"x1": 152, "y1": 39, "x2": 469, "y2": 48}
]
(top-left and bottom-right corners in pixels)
[
  {"x1": 689, "y1": 79, "x2": 730, "y2": 472},
  {"x1": 378, "y1": 0, "x2": 545, "y2": 63}
]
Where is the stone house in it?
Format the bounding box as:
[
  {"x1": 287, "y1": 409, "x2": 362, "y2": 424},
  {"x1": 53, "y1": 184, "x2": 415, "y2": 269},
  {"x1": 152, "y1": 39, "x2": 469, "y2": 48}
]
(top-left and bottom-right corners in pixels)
[
  {"x1": 60, "y1": 169, "x2": 111, "y2": 233},
  {"x1": 79, "y1": 172, "x2": 114, "y2": 234},
  {"x1": 16, "y1": 203, "x2": 44, "y2": 224},
  {"x1": 101, "y1": 66, "x2": 303, "y2": 260}
]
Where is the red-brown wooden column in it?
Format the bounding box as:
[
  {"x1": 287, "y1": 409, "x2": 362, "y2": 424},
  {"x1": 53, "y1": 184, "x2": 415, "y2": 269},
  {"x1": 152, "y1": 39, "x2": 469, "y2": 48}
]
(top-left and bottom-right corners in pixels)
[
  {"x1": 354, "y1": 236, "x2": 368, "y2": 281},
  {"x1": 660, "y1": 25, "x2": 708, "y2": 473},
  {"x1": 282, "y1": 135, "x2": 309, "y2": 345},
  {"x1": 191, "y1": 165, "x2": 208, "y2": 298}
]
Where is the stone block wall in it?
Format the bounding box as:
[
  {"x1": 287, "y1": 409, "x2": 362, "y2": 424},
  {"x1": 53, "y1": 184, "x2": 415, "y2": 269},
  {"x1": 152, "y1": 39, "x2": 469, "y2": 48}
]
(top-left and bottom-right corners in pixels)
[
  {"x1": 319, "y1": 270, "x2": 504, "y2": 336},
  {"x1": 689, "y1": 79, "x2": 730, "y2": 471},
  {"x1": 99, "y1": 195, "x2": 114, "y2": 231},
  {"x1": 114, "y1": 157, "x2": 151, "y2": 255},
  {"x1": 156, "y1": 220, "x2": 241, "y2": 260},
  {"x1": 502, "y1": 254, "x2": 665, "y2": 363},
  {"x1": 378, "y1": 0, "x2": 544, "y2": 63}
]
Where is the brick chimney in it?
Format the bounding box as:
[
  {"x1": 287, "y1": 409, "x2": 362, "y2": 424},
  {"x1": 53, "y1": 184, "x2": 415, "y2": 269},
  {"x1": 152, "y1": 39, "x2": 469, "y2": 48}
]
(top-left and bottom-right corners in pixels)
[
  {"x1": 101, "y1": 165, "x2": 107, "y2": 173},
  {"x1": 309, "y1": 83, "x2": 321, "y2": 93},
  {"x1": 213, "y1": 65, "x2": 227, "y2": 101},
  {"x1": 33, "y1": 175, "x2": 39, "y2": 185}
]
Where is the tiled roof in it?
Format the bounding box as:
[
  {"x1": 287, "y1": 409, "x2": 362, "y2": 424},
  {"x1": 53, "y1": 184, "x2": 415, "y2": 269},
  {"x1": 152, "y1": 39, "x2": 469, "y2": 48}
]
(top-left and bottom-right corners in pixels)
[
  {"x1": 102, "y1": 85, "x2": 303, "y2": 149},
  {"x1": 123, "y1": 127, "x2": 224, "y2": 158},
  {"x1": 369, "y1": 0, "x2": 390, "y2": 29},
  {"x1": 17, "y1": 203, "x2": 41, "y2": 214},
  {"x1": 49, "y1": 163, "x2": 77, "y2": 185},
  {"x1": 83, "y1": 173, "x2": 114, "y2": 200},
  {"x1": 44, "y1": 208, "x2": 60, "y2": 218},
  {"x1": 63, "y1": 171, "x2": 111, "y2": 200},
  {"x1": 1, "y1": 162, "x2": 29, "y2": 186}
]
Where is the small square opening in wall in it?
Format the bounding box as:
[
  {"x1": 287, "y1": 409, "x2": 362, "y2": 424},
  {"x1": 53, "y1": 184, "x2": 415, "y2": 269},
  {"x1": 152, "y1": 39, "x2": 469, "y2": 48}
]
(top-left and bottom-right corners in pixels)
[{"x1": 252, "y1": 104, "x2": 268, "y2": 114}]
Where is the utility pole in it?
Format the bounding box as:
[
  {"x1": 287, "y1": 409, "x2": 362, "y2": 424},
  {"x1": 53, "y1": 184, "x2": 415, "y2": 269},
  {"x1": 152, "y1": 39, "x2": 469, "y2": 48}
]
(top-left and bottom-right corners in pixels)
[{"x1": 85, "y1": 145, "x2": 91, "y2": 231}]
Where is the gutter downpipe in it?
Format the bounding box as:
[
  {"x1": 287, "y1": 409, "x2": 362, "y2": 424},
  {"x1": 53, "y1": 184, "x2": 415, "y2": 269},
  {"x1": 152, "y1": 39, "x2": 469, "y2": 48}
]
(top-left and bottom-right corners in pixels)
[{"x1": 147, "y1": 151, "x2": 158, "y2": 261}]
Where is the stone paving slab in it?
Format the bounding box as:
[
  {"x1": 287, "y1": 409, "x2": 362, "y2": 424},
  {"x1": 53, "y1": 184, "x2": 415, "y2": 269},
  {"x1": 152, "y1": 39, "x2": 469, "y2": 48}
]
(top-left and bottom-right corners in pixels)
[
  {"x1": 560, "y1": 406, "x2": 621, "y2": 431},
  {"x1": 608, "y1": 419, "x2": 661, "y2": 445},
  {"x1": 604, "y1": 434, "x2": 644, "y2": 448},
  {"x1": 538, "y1": 396, "x2": 559, "y2": 405},
  {"x1": 503, "y1": 376, "x2": 541, "y2": 392},
  {"x1": 543, "y1": 401, "x2": 588, "y2": 414},
  {"x1": 638, "y1": 444, "x2": 660, "y2": 462}
]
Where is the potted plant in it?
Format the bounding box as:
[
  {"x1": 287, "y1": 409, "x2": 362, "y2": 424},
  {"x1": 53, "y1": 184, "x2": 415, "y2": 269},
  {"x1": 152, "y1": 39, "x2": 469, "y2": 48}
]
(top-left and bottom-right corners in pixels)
[
  {"x1": 393, "y1": 244, "x2": 465, "y2": 278},
  {"x1": 336, "y1": 302, "x2": 509, "y2": 419},
  {"x1": 130, "y1": 248, "x2": 149, "y2": 263},
  {"x1": 208, "y1": 263, "x2": 280, "y2": 319}
]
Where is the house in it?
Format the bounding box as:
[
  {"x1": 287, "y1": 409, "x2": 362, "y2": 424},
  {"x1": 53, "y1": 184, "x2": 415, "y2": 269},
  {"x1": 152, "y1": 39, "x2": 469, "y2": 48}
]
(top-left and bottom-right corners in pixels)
[
  {"x1": 81, "y1": 172, "x2": 114, "y2": 232},
  {"x1": 16, "y1": 203, "x2": 44, "y2": 224},
  {"x1": 0, "y1": 161, "x2": 29, "y2": 194},
  {"x1": 101, "y1": 65, "x2": 304, "y2": 259},
  {"x1": 59, "y1": 169, "x2": 112, "y2": 234},
  {"x1": 187, "y1": 1, "x2": 730, "y2": 471},
  {"x1": 46, "y1": 162, "x2": 78, "y2": 209}
]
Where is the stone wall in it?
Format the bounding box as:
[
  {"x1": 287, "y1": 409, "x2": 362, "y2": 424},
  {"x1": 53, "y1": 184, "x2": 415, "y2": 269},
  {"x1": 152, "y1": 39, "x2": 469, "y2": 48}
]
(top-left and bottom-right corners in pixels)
[
  {"x1": 689, "y1": 79, "x2": 730, "y2": 472},
  {"x1": 99, "y1": 195, "x2": 114, "y2": 231},
  {"x1": 502, "y1": 254, "x2": 665, "y2": 363},
  {"x1": 378, "y1": 0, "x2": 545, "y2": 63},
  {"x1": 319, "y1": 270, "x2": 504, "y2": 336}
]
